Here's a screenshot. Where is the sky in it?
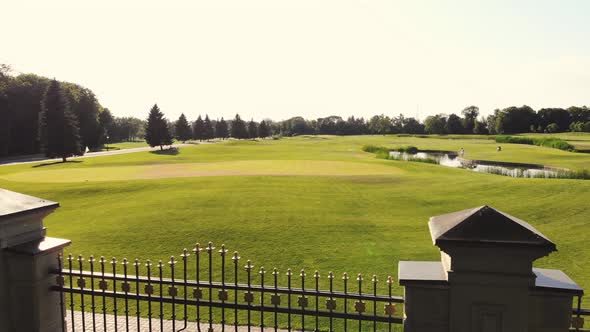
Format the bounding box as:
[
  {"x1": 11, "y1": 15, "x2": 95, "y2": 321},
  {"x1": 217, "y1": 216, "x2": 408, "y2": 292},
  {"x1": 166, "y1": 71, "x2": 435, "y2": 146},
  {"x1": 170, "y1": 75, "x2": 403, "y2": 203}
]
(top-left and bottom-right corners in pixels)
[{"x1": 2, "y1": 0, "x2": 589, "y2": 121}]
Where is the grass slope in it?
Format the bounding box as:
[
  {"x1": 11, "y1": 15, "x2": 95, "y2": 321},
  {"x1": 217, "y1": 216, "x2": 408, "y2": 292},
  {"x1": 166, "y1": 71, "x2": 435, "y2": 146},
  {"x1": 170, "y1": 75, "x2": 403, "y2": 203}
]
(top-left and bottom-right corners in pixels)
[{"x1": 0, "y1": 135, "x2": 588, "y2": 298}]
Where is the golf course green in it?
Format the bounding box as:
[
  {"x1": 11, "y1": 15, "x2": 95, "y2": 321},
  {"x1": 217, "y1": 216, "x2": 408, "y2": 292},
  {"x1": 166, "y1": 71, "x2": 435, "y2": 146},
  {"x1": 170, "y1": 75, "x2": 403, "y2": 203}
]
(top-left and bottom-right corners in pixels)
[{"x1": 0, "y1": 134, "x2": 588, "y2": 297}]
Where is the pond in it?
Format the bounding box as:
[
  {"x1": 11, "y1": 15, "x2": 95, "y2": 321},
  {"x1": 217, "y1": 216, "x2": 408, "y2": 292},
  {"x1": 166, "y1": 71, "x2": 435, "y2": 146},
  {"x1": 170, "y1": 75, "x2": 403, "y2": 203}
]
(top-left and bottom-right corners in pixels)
[{"x1": 388, "y1": 151, "x2": 570, "y2": 179}]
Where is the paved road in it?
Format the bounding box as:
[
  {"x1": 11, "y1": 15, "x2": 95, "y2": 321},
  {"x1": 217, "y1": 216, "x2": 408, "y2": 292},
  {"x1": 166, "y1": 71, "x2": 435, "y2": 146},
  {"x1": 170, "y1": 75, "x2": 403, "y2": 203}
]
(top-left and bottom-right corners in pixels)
[{"x1": 0, "y1": 144, "x2": 192, "y2": 167}]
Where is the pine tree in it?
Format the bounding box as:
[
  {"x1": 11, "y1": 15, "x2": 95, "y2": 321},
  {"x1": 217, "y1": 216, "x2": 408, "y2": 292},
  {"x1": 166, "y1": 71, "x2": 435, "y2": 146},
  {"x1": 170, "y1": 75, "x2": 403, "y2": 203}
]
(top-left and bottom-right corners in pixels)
[
  {"x1": 258, "y1": 120, "x2": 270, "y2": 138},
  {"x1": 230, "y1": 114, "x2": 247, "y2": 139},
  {"x1": 193, "y1": 115, "x2": 205, "y2": 141},
  {"x1": 215, "y1": 118, "x2": 229, "y2": 139},
  {"x1": 75, "y1": 89, "x2": 101, "y2": 151},
  {"x1": 175, "y1": 113, "x2": 192, "y2": 142},
  {"x1": 39, "y1": 79, "x2": 82, "y2": 162},
  {"x1": 247, "y1": 119, "x2": 258, "y2": 139},
  {"x1": 203, "y1": 115, "x2": 214, "y2": 141},
  {"x1": 145, "y1": 104, "x2": 172, "y2": 150}
]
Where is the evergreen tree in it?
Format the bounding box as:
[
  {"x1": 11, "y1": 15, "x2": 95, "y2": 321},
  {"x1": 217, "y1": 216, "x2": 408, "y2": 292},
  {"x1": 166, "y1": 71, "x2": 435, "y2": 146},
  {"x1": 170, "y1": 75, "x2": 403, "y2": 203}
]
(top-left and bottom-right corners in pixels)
[
  {"x1": 175, "y1": 113, "x2": 192, "y2": 142},
  {"x1": 247, "y1": 119, "x2": 258, "y2": 138},
  {"x1": 203, "y1": 115, "x2": 214, "y2": 140},
  {"x1": 215, "y1": 118, "x2": 229, "y2": 139},
  {"x1": 258, "y1": 120, "x2": 270, "y2": 138},
  {"x1": 145, "y1": 104, "x2": 172, "y2": 150},
  {"x1": 193, "y1": 115, "x2": 205, "y2": 140},
  {"x1": 39, "y1": 79, "x2": 82, "y2": 162},
  {"x1": 230, "y1": 114, "x2": 247, "y2": 139},
  {"x1": 75, "y1": 89, "x2": 101, "y2": 151}
]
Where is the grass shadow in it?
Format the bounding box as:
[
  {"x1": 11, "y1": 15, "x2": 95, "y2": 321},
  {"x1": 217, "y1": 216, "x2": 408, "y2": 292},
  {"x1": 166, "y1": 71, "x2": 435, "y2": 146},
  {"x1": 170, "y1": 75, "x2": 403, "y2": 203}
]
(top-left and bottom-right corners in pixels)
[
  {"x1": 32, "y1": 160, "x2": 84, "y2": 168},
  {"x1": 149, "y1": 147, "x2": 180, "y2": 155}
]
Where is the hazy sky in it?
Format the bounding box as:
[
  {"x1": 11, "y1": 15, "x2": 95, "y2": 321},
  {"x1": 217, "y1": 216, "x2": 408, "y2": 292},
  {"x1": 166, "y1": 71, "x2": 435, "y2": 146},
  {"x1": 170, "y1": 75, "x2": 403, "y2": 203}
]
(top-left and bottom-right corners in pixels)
[{"x1": 2, "y1": 0, "x2": 589, "y2": 121}]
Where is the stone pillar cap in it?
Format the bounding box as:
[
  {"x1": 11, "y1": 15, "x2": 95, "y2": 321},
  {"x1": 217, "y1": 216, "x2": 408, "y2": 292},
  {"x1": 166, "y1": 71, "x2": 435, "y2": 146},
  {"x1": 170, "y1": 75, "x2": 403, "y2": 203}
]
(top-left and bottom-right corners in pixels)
[
  {"x1": 428, "y1": 205, "x2": 556, "y2": 251},
  {"x1": 0, "y1": 188, "x2": 59, "y2": 222}
]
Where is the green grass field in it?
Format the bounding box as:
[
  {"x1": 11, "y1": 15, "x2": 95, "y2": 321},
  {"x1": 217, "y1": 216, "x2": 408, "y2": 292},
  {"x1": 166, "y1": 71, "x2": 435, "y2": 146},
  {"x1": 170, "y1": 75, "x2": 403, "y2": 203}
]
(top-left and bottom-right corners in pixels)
[
  {"x1": 0, "y1": 134, "x2": 589, "y2": 299},
  {"x1": 96, "y1": 141, "x2": 149, "y2": 151}
]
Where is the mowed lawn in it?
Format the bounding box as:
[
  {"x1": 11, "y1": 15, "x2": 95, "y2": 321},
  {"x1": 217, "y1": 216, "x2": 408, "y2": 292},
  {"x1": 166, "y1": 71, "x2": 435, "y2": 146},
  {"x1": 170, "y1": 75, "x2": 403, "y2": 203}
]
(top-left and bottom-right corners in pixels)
[{"x1": 0, "y1": 135, "x2": 589, "y2": 296}]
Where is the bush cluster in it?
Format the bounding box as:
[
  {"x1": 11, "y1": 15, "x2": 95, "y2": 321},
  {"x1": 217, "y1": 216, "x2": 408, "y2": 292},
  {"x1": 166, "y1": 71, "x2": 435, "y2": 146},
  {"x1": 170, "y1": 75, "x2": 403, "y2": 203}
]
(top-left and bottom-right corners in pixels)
[{"x1": 495, "y1": 136, "x2": 575, "y2": 151}]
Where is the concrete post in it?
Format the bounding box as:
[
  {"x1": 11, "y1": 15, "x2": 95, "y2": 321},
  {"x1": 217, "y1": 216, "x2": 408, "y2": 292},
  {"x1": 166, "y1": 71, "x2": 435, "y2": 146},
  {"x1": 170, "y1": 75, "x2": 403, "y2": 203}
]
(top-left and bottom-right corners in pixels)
[
  {"x1": 0, "y1": 189, "x2": 71, "y2": 332},
  {"x1": 399, "y1": 206, "x2": 583, "y2": 332}
]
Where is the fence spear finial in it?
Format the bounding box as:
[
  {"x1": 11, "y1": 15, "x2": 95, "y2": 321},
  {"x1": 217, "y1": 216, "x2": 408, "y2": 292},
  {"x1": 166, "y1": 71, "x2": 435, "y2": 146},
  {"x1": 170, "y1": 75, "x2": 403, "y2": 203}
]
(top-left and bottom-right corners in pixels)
[
  {"x1": 193, "y1": 243, "x2": 202, "y2": 254},
  {"x1": 181, "y1": 248, "x2": 190, "y2": 259},
  {"x1": 244, "y1": 259, "x2": 254, "y2": 271},
  {"x1": 219, "y1": 244, "x2": 228, "y2": 256}
]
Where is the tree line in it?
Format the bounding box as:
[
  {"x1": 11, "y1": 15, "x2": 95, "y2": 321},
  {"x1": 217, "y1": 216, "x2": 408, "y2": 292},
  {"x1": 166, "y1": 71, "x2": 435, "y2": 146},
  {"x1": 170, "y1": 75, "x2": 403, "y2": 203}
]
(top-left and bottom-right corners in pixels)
[
  {"x1": 424, "y1": 105, "x2": 590, "y2": 135},
  {"x1": 144, "y1": 106, "x2": 273, "y2": 149},
  {"x1": 0, "y1": 65, "x2": 146, "y2": 157},
  {"x1": 2, "y1": 65, "x2": 590, "y2": 158}
]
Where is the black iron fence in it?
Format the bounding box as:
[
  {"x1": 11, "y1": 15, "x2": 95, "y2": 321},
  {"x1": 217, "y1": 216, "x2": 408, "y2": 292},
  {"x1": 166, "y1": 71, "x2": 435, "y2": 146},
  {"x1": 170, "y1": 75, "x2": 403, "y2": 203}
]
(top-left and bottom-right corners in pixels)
[
  {"x1": 572, "y1": 295, "x2": 589, "y2": 332},
  {"x1": 52, "y1": 242, "x2": 404, "y2": 332}
]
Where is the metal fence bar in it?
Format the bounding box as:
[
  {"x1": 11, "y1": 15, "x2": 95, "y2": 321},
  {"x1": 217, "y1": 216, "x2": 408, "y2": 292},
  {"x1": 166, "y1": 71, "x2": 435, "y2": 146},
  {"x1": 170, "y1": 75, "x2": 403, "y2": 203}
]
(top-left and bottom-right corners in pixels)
[
  {"x1": 90, "y1": 256, "x2": 97, "y2": 332},
  {"x1": 54, "y1": 242, "x2": 406, "y2": 332},
  {"x1": 54, "y1": 269, "x2": 404, "y2": 303}
]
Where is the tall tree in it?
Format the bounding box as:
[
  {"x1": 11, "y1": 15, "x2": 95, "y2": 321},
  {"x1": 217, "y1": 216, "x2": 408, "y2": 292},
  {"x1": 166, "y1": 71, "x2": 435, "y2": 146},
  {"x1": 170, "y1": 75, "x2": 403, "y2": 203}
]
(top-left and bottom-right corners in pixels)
[
  {"x1": 98, "y1": 108, "x2": 114, "y2": 144},
  {"x1": 445, "y1": 113, "x2": 464, "y2": 134},
  {"x1": 203, "y1": 115, "x2": 214, "y2": 140},
  {"x1": 39, "y1": 80, "x2": 82, "y2": 162},
  {"x1": 495, "y1": 105, "x2": 537, "y2": 134},
  {"x1": 0, "y1": 66, "x2": 11, "y2": 156},
  {"x1": 247, "y1": 119, "x2": 258, "y2": 138},
  {"x1": 230, "y1": 114, "x2": 247, "y2": 139},
  {"x1": 74, "y1": 89, "x2": 101, "y2": 151},
  {"x1": 461, "y1": 106, "x2": 479, "y2": 134},
  {"x1": 175, "y1": 113, "x2": 192, "y2": 142},
  {"x1": 193, "y1": 115, "x2": 205, "y2": 140},
  {"x1": 424, "y1": 115, "x2": 447, "y2": 134},
  {"x1": 215, "y1": 118, "x2": 229, "y2": 139},
  {"x1": 258, "y1": 120, "x2": 270, "y2": 138},
  {"x1": 145, "y1": 104, "x2": 172, "y2": 150}
]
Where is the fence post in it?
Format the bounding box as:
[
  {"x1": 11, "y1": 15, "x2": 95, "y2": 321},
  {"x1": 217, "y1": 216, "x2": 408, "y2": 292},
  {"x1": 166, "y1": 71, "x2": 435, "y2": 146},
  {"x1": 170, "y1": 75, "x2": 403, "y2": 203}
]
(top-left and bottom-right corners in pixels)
[
  {"x1": 399, "y1": 206, "x2": 583, "y2": 332},
  {"x1": 0, "y1": 189, "x2": 70, "y2": 332}
]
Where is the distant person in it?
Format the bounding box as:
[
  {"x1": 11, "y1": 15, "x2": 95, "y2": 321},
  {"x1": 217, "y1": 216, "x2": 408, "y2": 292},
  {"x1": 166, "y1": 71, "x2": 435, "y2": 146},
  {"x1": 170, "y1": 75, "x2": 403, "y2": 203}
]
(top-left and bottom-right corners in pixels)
[
  {"x1": 459, "y1": 148, "x2": 465, "y2": 157},
  {"x1": 497, "y1": 145, "x2": 502, "y2": 152}
]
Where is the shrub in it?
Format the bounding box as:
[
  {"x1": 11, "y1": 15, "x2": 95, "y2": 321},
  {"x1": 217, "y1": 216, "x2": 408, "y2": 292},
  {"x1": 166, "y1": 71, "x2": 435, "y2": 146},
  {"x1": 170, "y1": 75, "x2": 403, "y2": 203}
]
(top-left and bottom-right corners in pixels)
[
  {"x1": 495, "y1": 136, "x2": 575, "y2": 151},
  {"x1": 395, "y1": 146, "x2": 419, "y2": 154},
  {"x1": 545, "y1": 123, "x2": 560, "y2": 133},
  {"x1": 362, "y1": 144, "x2": 390, "y2": 154}
]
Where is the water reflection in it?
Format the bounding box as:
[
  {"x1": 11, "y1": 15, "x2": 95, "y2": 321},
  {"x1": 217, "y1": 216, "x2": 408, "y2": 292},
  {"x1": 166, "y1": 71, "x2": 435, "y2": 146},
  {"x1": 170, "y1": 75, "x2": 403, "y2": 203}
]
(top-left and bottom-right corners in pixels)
[{"x1": 389, "y1": 151, "x2": 563, "y2": 178}]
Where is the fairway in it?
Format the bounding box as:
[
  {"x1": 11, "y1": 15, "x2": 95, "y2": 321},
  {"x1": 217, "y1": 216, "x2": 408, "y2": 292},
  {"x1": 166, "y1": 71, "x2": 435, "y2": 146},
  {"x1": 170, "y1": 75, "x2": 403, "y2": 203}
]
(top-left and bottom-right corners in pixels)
[
  {"x1": 0, "y1": 134, "x2": 589, "y2": 296},
  {"x1": 0, "y1": 160, "x2": 404, "y2": 182}
]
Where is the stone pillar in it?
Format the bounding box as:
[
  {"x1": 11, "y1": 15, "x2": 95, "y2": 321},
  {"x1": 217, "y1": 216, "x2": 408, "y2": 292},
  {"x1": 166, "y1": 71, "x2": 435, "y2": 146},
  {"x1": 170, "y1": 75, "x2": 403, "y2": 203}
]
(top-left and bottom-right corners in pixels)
[
  {"x1": 399, "y1": 206, "x2": 583, "y2": 332},
  {"x1": 0, "y1": 189, "x2": 71, "y2": 332}
]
